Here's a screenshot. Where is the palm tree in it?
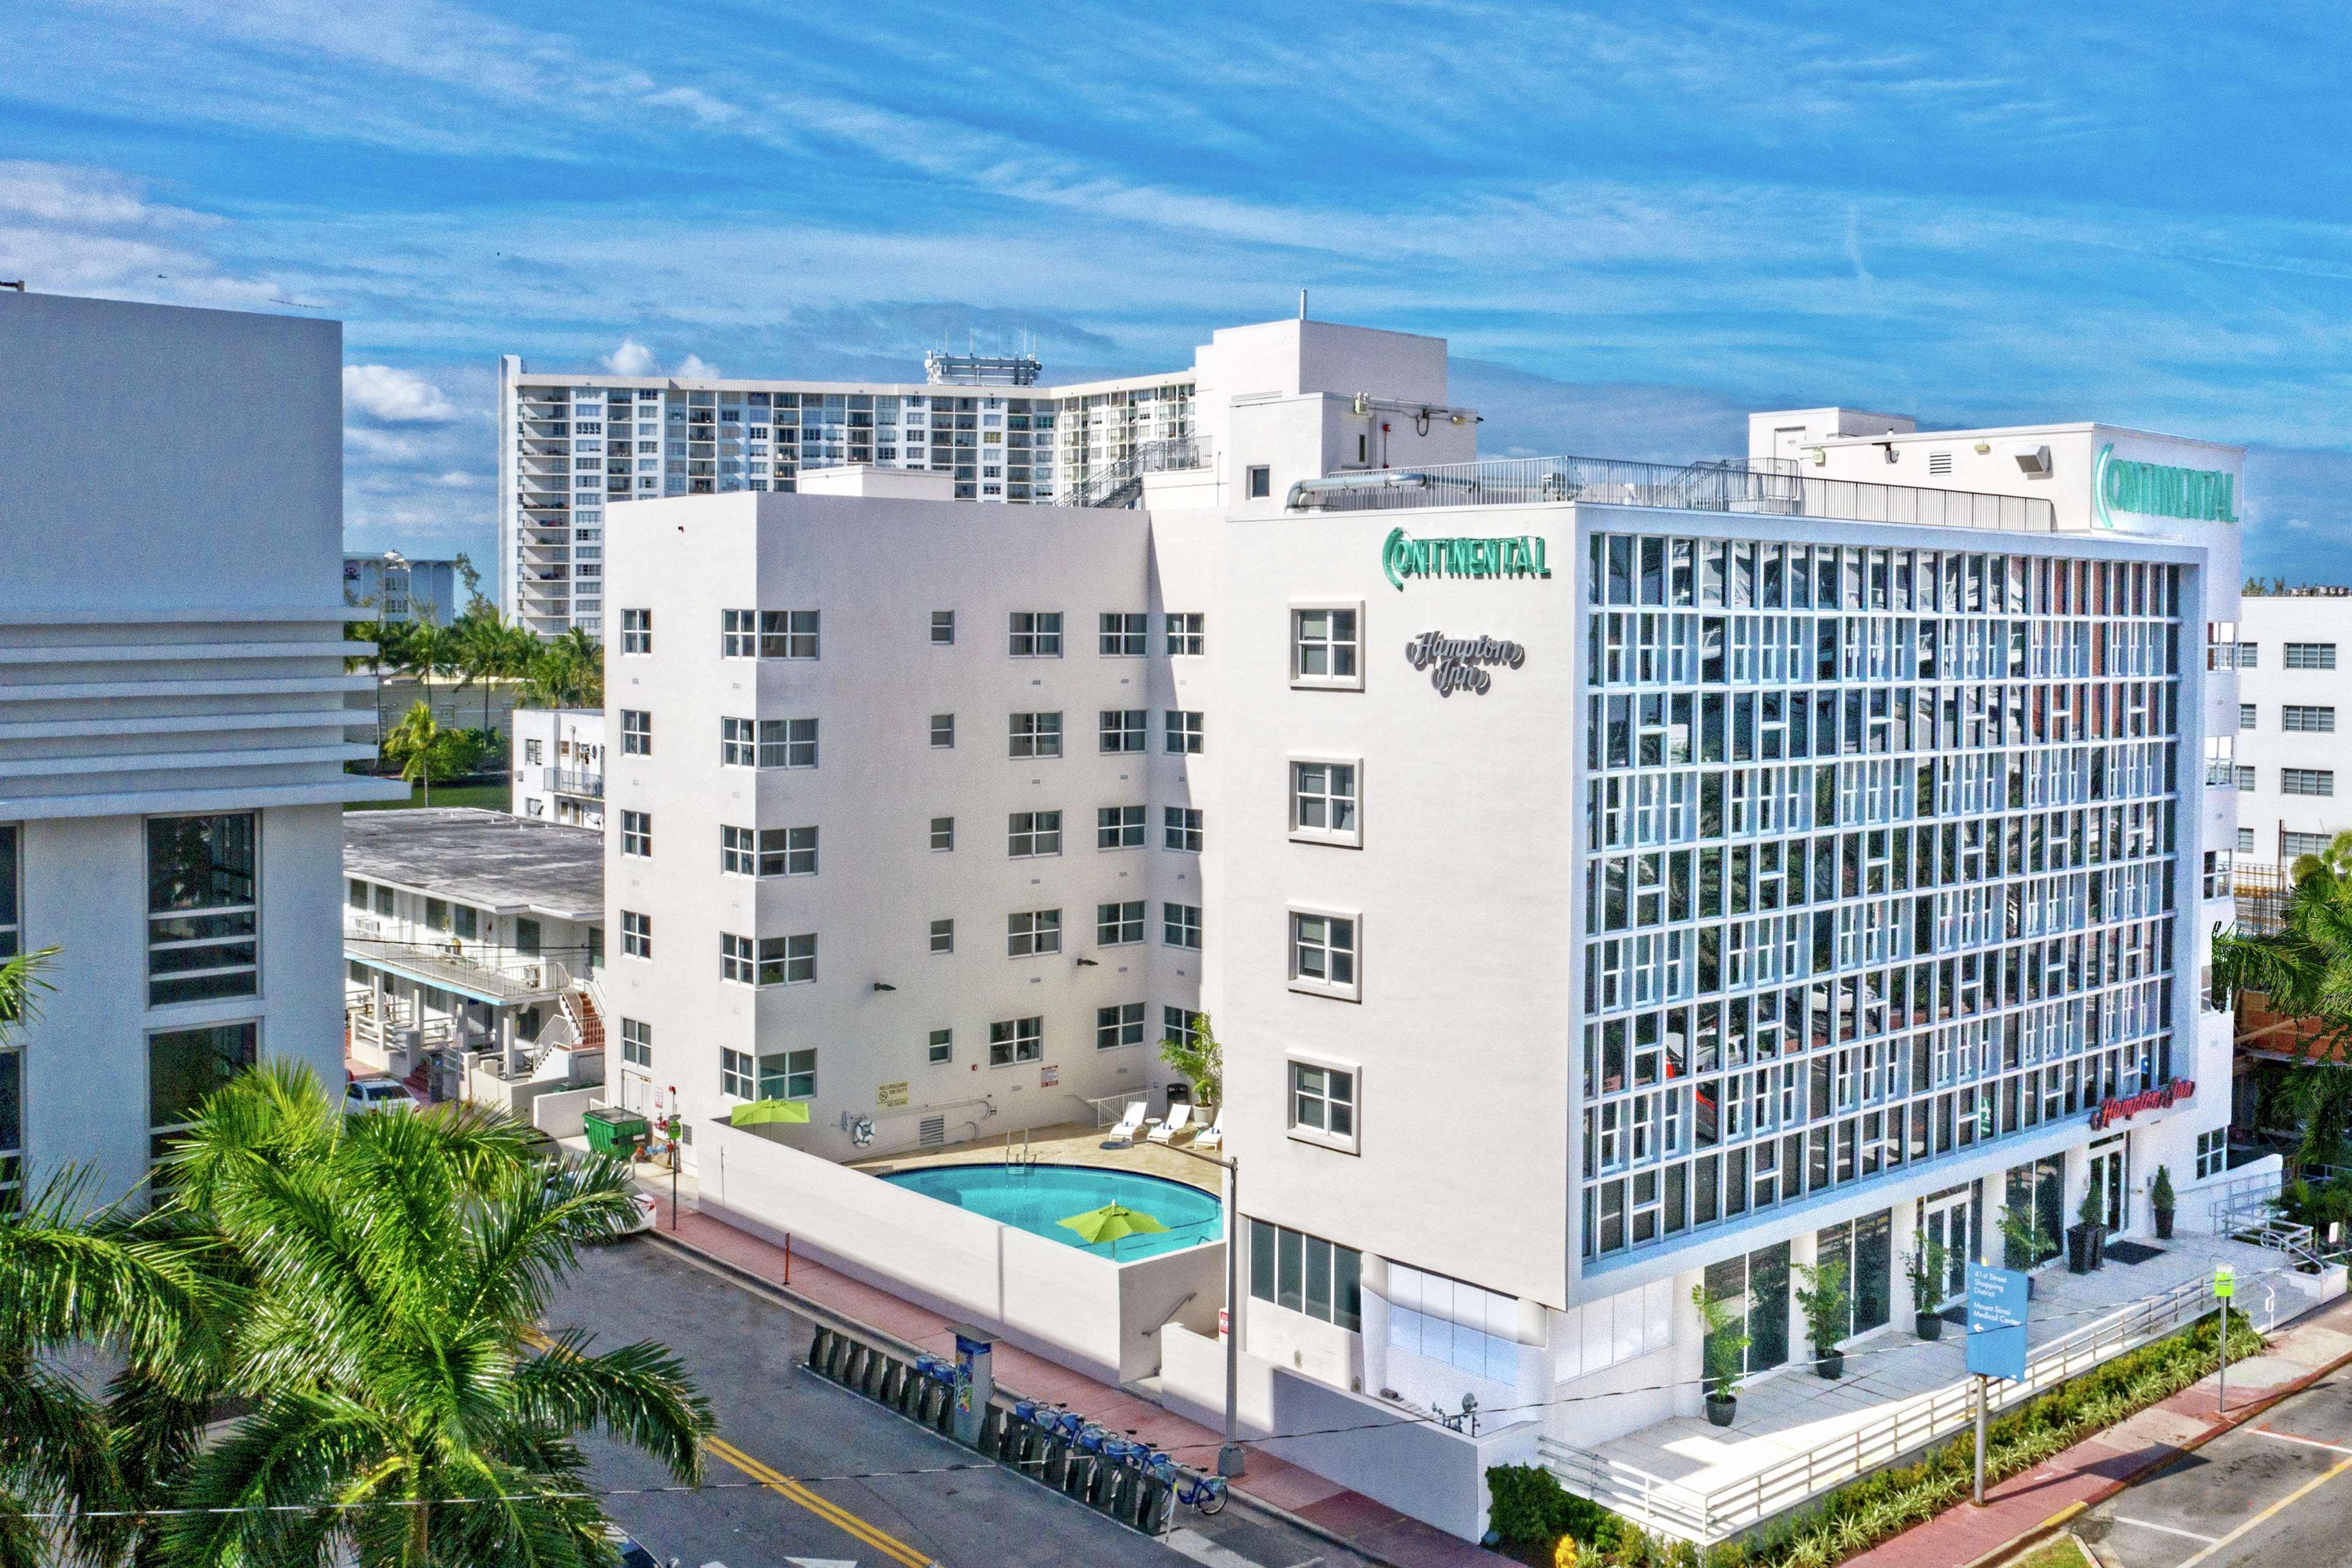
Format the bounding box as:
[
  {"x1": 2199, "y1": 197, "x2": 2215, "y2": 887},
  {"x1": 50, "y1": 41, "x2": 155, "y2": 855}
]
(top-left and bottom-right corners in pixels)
[
  {"x1": 0, "y1": 949, "x2": 225, "y2": 1568},
  {"x1": 384, "y1": 701, "x2": 443, "y2": 806},
  {"x1": 452, "y1": 610, "x2": 508, "y2": 736},
  {"x1": 2215, "y1": 854, "x2": 2352, "y2": 1164},
  {"x1": 404, "y1": 620, "x2": 456, "y2": 722},
  {"x1": 156, "y1": 1063, "x2": 712, "y2": 1568}
]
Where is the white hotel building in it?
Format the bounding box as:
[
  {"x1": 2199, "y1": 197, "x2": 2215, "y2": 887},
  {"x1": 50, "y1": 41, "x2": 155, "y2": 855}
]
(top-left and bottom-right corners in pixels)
[
  {"x1": 0, "y1": 292, "x2": 402, "y2": 1204},
  {"x1": 2232, "y1": 589, "x2": 2352, "y2": 864},
  {"x1": 499, "y1": 353, "x2": 1197, "y2": 639},
  {"x1": 599, "y1": 315, "x2": 2247, "y2": 1537}
]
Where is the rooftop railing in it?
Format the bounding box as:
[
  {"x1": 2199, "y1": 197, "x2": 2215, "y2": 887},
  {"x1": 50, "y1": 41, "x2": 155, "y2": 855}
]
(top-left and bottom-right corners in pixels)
[{"x1": 1288, "y1": 454, "x2": 2064, "y2": 533}]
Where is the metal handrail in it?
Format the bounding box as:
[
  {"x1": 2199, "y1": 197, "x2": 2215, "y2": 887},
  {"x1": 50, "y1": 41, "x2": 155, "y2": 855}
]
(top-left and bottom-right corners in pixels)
[
  {"x1": 546, "y1": 766, "x2": 604, "y2": 799},
  {"x1": 1060, "y1": 438, "x2": 1207, "y2": 508},
  {"x1": 1288, "y1": 453, "x2": 2064, "y2": 533}
]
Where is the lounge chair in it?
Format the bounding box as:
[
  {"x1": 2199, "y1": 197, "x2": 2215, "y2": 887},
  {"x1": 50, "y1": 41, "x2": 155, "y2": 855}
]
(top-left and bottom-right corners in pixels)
[
  {"x1": 1147, "y1": 1103, "x2": 1195, "y2": 1144},
  {"x1": 1193, "y1": 1110, "x2": 1224, "y2": 1152},
  {"x1": 1106, "y1": 1100, "x2": 1148, "y2": 1144}
]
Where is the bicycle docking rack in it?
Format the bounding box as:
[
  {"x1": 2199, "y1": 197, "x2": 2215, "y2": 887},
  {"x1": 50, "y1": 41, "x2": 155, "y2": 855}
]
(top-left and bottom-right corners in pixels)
[{"x1": 807, "y1": 1323, "x2": 1175, "y2": 1534}]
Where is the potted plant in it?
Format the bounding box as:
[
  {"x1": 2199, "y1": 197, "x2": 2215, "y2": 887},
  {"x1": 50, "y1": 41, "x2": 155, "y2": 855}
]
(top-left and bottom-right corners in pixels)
[
  {"x1": 2068, "y1": 1182, "x2": 2106, "y2": 1273},
  {"x1": 1795, "y1": 1256, "x2": 1851, "y2": 1379},
  {"x1": 1693, "y1": 1284, "x2": 1748, "y2": 1426},
  {"x1": 1999, "y1": 1206, "x2": 2053, "y2": 1298},
  {"x1": 1905, "y1": 1238, "x2": 1948, "y2": 1340},
  {"x1": 2152, "y1": 1164, "x2": 2177, "y2": 1240}
]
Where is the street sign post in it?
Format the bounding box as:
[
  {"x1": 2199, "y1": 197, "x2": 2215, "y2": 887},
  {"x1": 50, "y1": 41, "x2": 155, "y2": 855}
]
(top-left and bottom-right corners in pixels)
[
  {"x1": 2214, "y1": 1264, "x2": 2236, "y2": 1413},
  {"x1": 1966, "y1": 1264, "x2": 2032, "y2": 1504}
]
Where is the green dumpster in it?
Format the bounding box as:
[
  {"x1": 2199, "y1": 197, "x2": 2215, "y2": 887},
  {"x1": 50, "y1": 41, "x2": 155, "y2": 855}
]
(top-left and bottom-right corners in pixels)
[{"x1": 582, "y1": 1107, "x2": 649, "y2": 1159}]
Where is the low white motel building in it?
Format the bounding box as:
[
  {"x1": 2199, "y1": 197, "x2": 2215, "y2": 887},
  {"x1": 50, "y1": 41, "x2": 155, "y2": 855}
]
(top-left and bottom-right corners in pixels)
[{"x1": 593, "y1": 314, "x2": 2290, "y2": 1541}]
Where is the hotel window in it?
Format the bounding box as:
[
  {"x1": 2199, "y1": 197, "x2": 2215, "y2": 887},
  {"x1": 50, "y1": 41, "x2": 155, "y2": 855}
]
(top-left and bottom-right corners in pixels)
[
  {"x1": 2284, "y1": 705, "x2": 2337, "y2": 733},
  {"x1": 524, "y1": 739, "x2": 543, "y2": 766},
  {"x1": 1166, "y1": 612, "x2": 1205, "y2": 656},
  {"x1": 929, "y1": 713, "x2": 956, "y2": 750},
  {"x1": 2283, "y1": 831, "x2": 2332, "y2": 859},
  {"x1": 2286, "y1": 641, "x2": 2337, "y2": 670},
  {"x1": 1291, "y1": 761, "x2": 1360, "y2": 845},
  {"x1": 928, "y1": 1028, "x2": 954, "y2": 1065},
  {"x1": 2238, "y1": 827, "x2": 2256, "y2": 854},
  {"x1": 1099, "y1": 612, "x2": 1148, "y2": 656},
  {"x1": 2284, "y1": 769, "x2": 2335, "y2": 797},
  {"x1": 761, "y1": 610, "x2": 820, "y2": 658},
  {"x1": 146, "y1": 813, "x2": 258, "y2": 1007},
  {"x1": 1098, "y1": 709, "x2": 1147, "y2": 753},
  {"x1": 1007, "y1": 909, "x2": 1062, "y2": 957},
  {"x1": 1164, "y1": 1006, "x2": 1202, "y2": 1050},
  {"x1": 721, "y1": 609, "x2": 758, "y2": 657},
  {"x1": 766, "y1": 934, "x2": 816, "y2": 985},
  {"x1": 1813, "y1": 1211, "x2": 1894, "y2": 1340},
  {"x1": 761, "y1": 719, "x2": 818, "y2": 769},
  {"x1": 1164, "y1": 806, "x2": 1202, "y2": 852},
  {"x1": 1289, "y1": 1060, "x2": 1357, "y2": 1151},
  {"x1": 1246, "y1": 1219, "x2": 1362, "y2": 1331},
  {"x1": 620, "y1": 608, "x2": 652, "y2": 654},
  {"x1": 1291, "y1": 910, "x2": 1359, "y2": 998},
  {"x1": 2239, "y1": 704, "x2": 2256, "y2": 730},
  {"x1": 988, "y1": 1015, "x2": 1044, "y2": 1066},
  {"x1": 620, "y1": 709, "x2": 652, "y2": 755},
  {"x1": 620, "y1": 1018, "x2": 652, "y2": 1070},
  {"x1": 1008, "y1": 811, "x2": 1062, "y2": 858},
  {"x1": 929, "y1": 918, "x2": 955, "y2": 954},
  {"x1": 1247, "y1": 466, "x2": 1272, "y2": 500},
  {"x1": 1164, "y1": 710, "x2": 1204, "y2": 755},
  {"x1": 720, "y1": 933, "x2": 756, "y2": 984},
  {"x1": 1009, "y1": 712, "x2": 1063, "y2": 758},
  {"x1": 1, "y1": 824, "x2": 19, "y2": 960},
  {"x1": 2234, "y1": 764, "x2": 2256, "y2": 791},
  {"x1": 1097, "y1": 805, "x2": 1145, "y2": 849},
  {"x1": 620, "y1": 910, "x2": 650, "y2": 959},
  {"x1": 347, "y1": 878, "x2": 367, "y2": 912},
  {"x1": 720, "y1": 1048, "x2": 755, "y2": 1099},
  {"x1": 1096, "y1": 900, "x2": 1145, "y2": 946},
  {"x1": 148, "y1": 1021, "x2": 258, "y2": 1177},
  {"x1": 1385, "y1": 1262, "x2": 1515, "y2": 1381},
  {"x1": 1292, "y1": 608, "x2": 1361, "y2": 688},
  {"x1": 929, "y1": 816, "x2": 956, "y2": 852},
  {"x1": 760, "y1": 1047, "x2": 817, "y2": 1100},
  {"x1": 2196, "y1": 1126, "x2": 2228, "y2": 1179},
  {"x1": 1164, "y1": 902, "x2": 1202, "y2": 950},
  {"x1": 620, "y1": 810, "x2": 652, "y2": 858},
  {"x1": 1097, "y1": 1002, "x2": 1145, "y2": 1050},
  {"x1": 930, "y1": 610, "x2": 956, "y2": 645},
  {"x1": 1009, "y1": 611, "x2": 1063, "y2": 657}
]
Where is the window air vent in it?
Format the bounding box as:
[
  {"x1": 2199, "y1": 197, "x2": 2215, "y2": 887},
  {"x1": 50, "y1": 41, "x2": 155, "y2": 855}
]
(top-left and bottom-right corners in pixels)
[
  {"x1": 918, "y1": 1116, "x2": 946, "y2": 1148},
  {"x1": 1928, "y1": 452, "x2": 1953, "y2": 475}
]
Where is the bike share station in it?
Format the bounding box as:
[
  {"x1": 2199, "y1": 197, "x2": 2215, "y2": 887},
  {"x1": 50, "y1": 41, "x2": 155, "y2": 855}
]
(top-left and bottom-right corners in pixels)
[{"x1": 804, "y1": 1317, "x2": 1226, "y2": 1536}]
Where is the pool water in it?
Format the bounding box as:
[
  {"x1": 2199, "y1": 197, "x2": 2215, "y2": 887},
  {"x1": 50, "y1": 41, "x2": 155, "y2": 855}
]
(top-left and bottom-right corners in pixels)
[{"x1": 881, "y1": 1163, "x2": 1223, "y2": 1259}]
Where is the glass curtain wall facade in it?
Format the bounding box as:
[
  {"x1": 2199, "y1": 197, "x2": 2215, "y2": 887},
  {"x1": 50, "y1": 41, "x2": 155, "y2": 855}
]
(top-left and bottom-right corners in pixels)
[{"x1": 1581, "y1": 532, "x2": 2185, "y2": 1264}]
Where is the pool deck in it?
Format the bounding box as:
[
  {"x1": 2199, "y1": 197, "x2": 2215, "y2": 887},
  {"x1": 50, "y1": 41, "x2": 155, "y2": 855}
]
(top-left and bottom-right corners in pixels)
[{"x1": 848, "y1": 1117, "x2": 1222, "y2": 1194}]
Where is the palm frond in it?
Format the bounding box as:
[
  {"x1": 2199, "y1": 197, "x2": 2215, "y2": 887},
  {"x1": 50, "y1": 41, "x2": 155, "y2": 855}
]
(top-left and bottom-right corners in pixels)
[{"x1": 510, "y1": 1332, "x2": 712, "y2": 1483}]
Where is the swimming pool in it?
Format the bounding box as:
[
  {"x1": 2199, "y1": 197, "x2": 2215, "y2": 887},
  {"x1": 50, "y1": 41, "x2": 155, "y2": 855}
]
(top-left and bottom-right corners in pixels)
[{"x1": 880, "y1": 1163, "x2": 1223, "y2": 1260}]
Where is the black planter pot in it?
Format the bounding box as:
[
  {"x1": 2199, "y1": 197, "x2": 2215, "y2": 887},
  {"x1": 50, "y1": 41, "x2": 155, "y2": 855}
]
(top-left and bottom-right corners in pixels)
[
  {"x1": 1815, "y1": 1349, "x2": 1845, "y2": 1380},
  {"x1": 2155, "y1": 1209, "x2": 2175, "y2": 1241},
  {"x1": 2067, "y1": 1224, "x2": 2093, "y2": 1274},
  {"x1": 1916, "y1": 1311, "x2": 1945, "y2": 1341},
  {"x1": 1706, "y1": 1395, "x2": 1736, "y2": 1428}
]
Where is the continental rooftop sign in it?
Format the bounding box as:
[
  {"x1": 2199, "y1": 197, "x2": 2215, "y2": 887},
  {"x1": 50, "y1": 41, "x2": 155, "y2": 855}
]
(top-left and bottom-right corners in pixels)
[{"x1": 2095, "y1": 443, "x2": 2237, "y2": 527}]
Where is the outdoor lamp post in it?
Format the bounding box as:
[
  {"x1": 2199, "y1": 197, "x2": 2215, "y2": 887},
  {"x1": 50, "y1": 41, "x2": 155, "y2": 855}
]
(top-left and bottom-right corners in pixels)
[{"x1": 1167, "y1": 1137, "x2": 1245, "y2": 1479}]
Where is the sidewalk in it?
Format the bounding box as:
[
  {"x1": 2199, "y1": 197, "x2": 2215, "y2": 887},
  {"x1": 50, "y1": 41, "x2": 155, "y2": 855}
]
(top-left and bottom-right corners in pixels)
[
  {"x1": 635, "y1": 1190, "x2": 1494, "y2": 1568},
  {"x1": 1845, "y1": 1286, "x2": 2352, "y2": 1568}
]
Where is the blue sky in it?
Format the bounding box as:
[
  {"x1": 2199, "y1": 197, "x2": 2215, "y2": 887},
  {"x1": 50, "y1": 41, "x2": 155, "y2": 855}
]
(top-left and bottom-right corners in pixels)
[{"x1": 5, "y1": 1, "x2": 2349, "y2": 584}]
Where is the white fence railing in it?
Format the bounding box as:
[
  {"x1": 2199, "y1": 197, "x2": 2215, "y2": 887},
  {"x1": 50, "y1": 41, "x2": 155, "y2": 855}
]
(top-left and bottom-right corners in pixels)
[{"x1": 1543, "y1": 1272, "x2": 2236, "y2": 1545}]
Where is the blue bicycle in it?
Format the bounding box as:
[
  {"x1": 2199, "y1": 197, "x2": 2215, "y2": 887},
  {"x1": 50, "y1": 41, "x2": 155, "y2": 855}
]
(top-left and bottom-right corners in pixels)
[{"x1": 1147, "y1": 1455, "x2": 1227, "y2": 1516}]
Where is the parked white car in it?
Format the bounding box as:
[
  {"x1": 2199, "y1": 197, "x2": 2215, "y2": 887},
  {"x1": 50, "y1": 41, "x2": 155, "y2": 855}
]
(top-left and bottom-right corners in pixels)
[{"x1": 344, "y1": 1077, "x2": 417, "y2": 1115}]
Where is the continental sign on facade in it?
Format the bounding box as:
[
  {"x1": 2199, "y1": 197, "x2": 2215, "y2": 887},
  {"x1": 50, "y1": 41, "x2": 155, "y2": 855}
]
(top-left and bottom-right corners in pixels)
[
  {"x1": 1381, "y1": 526, "x2": 1552, "y2": 590},
  {"x1": 2095, "y1": 443, "x2": 2237, "y2": 527}
]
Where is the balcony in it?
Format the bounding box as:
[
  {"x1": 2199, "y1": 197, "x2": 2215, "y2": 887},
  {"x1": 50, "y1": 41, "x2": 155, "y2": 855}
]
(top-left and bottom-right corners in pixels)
[
  {"x1": 1286, "y1": 454, "x2": 2066, "y2": 533},
  {"x1": 344, "y1": 919, "x2": 572, "y2": 1005},
  {"x1": 546, "y1": 766, "x2": 603, "y2": 799}
]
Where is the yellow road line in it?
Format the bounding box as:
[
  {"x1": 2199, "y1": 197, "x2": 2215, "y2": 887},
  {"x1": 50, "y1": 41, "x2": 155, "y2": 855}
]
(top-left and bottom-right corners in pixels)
[
  {"x1": 524, "y1": 1327, "x2": 936, "y2": 1567},
  {"x1": 2173, "y1": 1450, "x2": 2352, "y2": 1568}
]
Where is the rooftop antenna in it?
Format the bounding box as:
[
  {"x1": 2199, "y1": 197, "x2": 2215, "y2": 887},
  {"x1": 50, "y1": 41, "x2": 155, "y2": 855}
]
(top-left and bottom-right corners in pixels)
[{"x1": 1298, "y1": 288, "x2": 1308, "y2": 320}]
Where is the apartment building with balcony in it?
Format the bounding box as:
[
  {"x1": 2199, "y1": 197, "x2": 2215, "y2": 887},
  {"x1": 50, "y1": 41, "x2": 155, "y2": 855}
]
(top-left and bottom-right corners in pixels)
[
  {"x1": 587, "y1": 312, "x2": 2253, "y2": 1542},
  {"x1": 511, "y1": 707, "x2": 605, "y2": 828},
  {"x1": 0, "y1": 290, "x2": 404, "y2": 1203},
  {"x1": 2231, "y1": 589, "x2": 2352, "y2": 865},
  {"x1": 498, "y1": 353, "x2": 1195, "y2": 638},
  {"x1": 344, "y1": 550, "x2": 463, "y2": 624}
]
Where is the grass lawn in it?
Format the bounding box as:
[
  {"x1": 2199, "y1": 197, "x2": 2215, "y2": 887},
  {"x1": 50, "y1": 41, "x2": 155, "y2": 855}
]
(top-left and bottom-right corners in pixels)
[
  {"x1": 2003, "y1": 1536, "x2": 2094, "y2": 1568},
  {"x1": 347, "y1": 780, "x2": 511, "y2": 813}
]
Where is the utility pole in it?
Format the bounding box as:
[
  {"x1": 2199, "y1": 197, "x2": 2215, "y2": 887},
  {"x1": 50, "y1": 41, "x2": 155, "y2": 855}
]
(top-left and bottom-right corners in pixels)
[{"x1": 1166, "y1": 1137, "x2": 1246, "y2": 1478}]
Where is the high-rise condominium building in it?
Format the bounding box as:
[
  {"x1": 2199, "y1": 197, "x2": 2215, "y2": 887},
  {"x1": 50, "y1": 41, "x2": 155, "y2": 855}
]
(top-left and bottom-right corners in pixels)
[
  {"x1": 2231, "y1": 589, "x2": 2352, "y2": 864},
  {"x1": 344, "y1": 550, "x2": 464, "y2": 624},
  {"x1": 0, "y1": 292, "x2": 403, "y2": 1203},
  {"x1": 498, "y1": 354, "x2": 1196, "y2": 639},
  {"x1": 594, "y1": 314, "x2": 2244, "y2": 1539}
]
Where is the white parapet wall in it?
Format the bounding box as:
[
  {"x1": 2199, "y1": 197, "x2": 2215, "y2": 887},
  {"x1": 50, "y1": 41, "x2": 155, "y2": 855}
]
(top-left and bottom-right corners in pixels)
[
  {"x1": 1158, "y1": 1322, "x2": 1539, "y2": 1542},
  {"x1": 697, "y1": 1120, "x2": 1222, "y2": 1384}
]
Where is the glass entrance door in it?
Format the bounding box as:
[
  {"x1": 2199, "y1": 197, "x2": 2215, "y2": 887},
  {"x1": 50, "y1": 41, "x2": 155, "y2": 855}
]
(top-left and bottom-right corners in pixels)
[
  {"x1": 1921, "y1": 1186, "x2": 1973, "y2": 1306},
  {"x1": 2089, "y1": 1137, "x2": 2130, "y2": 1235}
]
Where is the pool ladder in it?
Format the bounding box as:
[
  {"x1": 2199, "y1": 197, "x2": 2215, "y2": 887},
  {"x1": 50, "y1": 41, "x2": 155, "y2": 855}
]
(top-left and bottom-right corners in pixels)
[{"x1": 1003, "y1": 1128, "x2": 1038, "y2": 1171}]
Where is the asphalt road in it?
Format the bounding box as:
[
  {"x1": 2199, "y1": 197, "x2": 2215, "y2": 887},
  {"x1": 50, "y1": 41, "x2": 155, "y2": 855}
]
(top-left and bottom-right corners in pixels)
[
  {"x1": 2074, "y1": 1366, "x2": 2352, "y2": 1568},
  {"x1": 549, "y1": 1238, "x2": 1366, "y2": 1568}
]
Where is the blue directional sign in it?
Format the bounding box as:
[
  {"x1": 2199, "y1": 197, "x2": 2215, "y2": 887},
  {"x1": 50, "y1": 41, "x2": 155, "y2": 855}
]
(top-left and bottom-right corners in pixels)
[{"x1": 1965, "y1": 1264, "x2": 2030, "y2": 1382}]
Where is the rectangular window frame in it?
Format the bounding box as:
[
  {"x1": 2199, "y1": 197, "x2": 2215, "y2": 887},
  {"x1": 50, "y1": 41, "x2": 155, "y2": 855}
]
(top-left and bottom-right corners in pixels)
[{"x1": 1291, "y1": 603, "x2": 1365, "y2": 691}]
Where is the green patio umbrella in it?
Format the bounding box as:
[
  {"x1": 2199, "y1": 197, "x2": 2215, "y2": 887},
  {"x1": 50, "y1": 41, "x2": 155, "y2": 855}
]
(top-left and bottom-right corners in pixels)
[
  {"x1": 728, "y1": 1098, "x2": 810, "y2": 1127},
  {"x1": 1058, "y1": 1202, "x2": 1169, "y2": 1246}
]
